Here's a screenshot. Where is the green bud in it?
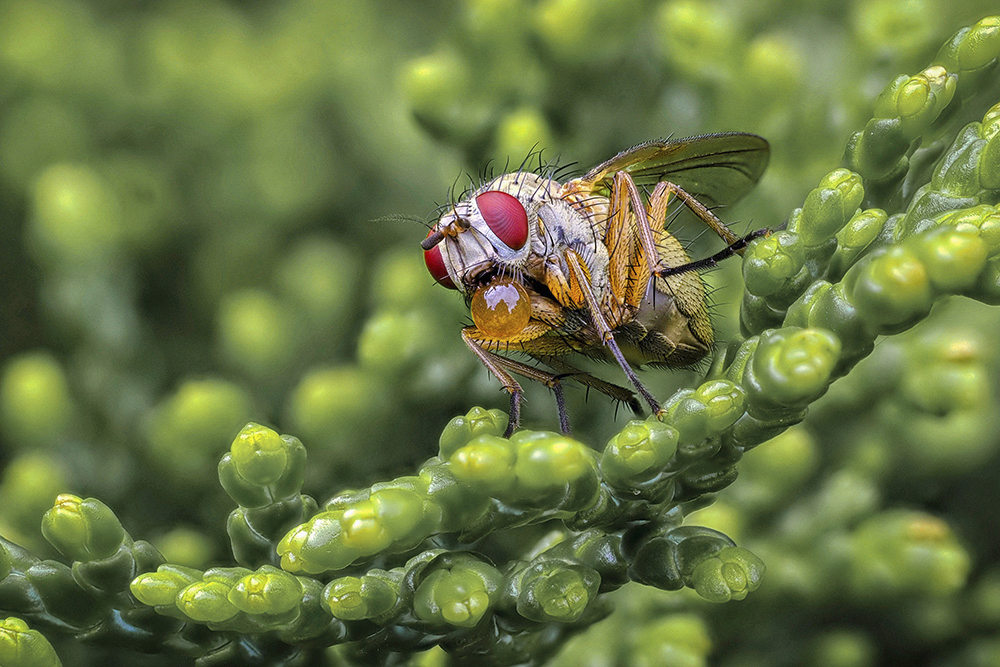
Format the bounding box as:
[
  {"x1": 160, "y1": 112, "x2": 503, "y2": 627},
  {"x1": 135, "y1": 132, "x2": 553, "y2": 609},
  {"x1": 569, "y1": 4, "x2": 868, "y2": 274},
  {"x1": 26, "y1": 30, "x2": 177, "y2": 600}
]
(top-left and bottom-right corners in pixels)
[
  {"x1": 41, "y1": 495, "x2": 125, "y2": 562},
  {"x1": 809, "y1": 630, "x2": 878, "y2": 667},
  {"x1": 287, "y1": 366, "x2": 383, "y2": 445},
  {"x1": 689, "y1": 546, "x2": 765, "y2": 602},
  {"x1": 628, "y1": 525, "x2": 734, "y2": 591},
  {"x1": 740, "y1": 291, "x2": 787, "y2": 336},
  {"x1": 413, "y1": 556, "x2": 502, "y2": 628},
  {"x1": 664, "y1": 394, "x2": 711, "y2": 444},
  {"x1": 322, "y1": 572, "x2": 399, "y2": 621},
  {"x1": 369, "y1": 486, "x2": 435, "y2": 541},
  {"x1": 849, "y1": 510, "x2": 970, "y2": 597},
  {"x1": 655, "y1": 0, "x2": 738, "y2": 81},
  {"x1": 744, "y1": 328, "x2": 841, "y2": 413},
  {"x1": 130, "y1": 564, "x2": 203, "y2": 608},
  {"x1": 400, "y1": 49, "x2": 492, "y2": 142},
  {"x1": 30, "y1": 163, "x2": 123, "y2": 264},
  {"x1": 938, "y1": 205, "x2": 1000, "y2": 253},
  {"x1": 448, "y1": 434, "x2": 517, "y2": 494},
  {"x1": 955, "y1": 16, "x2": 1000, "y2": 71},
  {"x1": 907, "y1": 226, "x2": 988, "y2": 292},
  {"x1": 742, "y1": 231, "x2": 804, "y2": 297},
  {"x1": 494, "y1": 107, "x2": 553, "y2": 162},
  {"x1": 0, "y1": 617, "x2": 63, "y2": 667},
  {"x1": 463, "y1": 0, "x2": 531, "y2": 51},
  {"x1": 275, "y1": 237, "x2": 357, "y2": 329},
  {"x1": 357, "y1": 309, "x2": 438, "y2": 374},
  {"x1": 536, "y1": 0, "x2": 644, "y2": 63},
  {"x1": 601, "y1": 419, "x2": 679, "y2": 489},
  {"x1": 880, "y1": 66, "x2": 957, "y2": 136},
  {"x1": 277, "y1": 512, "x2": 353, "y2": 574},
  {"x1": 744, "y1": 34, "x2": 801, "y2": 98},
  {"x1": 438, "y1": 407, "x2": 509, "y2": 460},
  {"x1": 691, "y1": 380, "x2": 746, "y2": 432},
  {"x1": 977, "y1": 256, "x2": 1000, "y2": 305},
  {"x1": 796, "y1": 170, "x2": 865, "y2": 246},
  {"x1": 632, "y1": 614, "x2": 711, "y2": 667},
  {"x1": 512, "y1": 432, "x2": 596, "y2": 489},
  {"x1": 830, "y1": 208, "x2": 887, "y2": 277},
  {"x1": 0, "y1": 352, "x2": 73, "y2": 447},
  {"x1": 420, "y1": 463, "x2": 492, "y2": 532},
  {"x1": 228, "y1": 565, "x2": 303, "y2": 615},
  {"x1": 321, "y1": 576, "x2": 365, "y2": 620},
  {"x1": 338, "y1": 500, "x2": 393, "y2": 552},
  {"x1": 176, "y1": 580, "x2": 241, "y2": 624},
  {"x1": 514, "y1": 561, "x2": 601, "y2": 623},
  {"x1": 229, "y1": 423, "x2": 289, "y2": 486},
  {"x1": 980, "y1": 133, "x2": 1000, "y2": 191},
  {"x1": 846, "y1": 117, "x2": 909, "y2": 180},
  {"x1": 147, "y1": 379, "x2": 253, "y2": 483},
  {"x1": 733, "y1": 426, "x2": 818, "y2": 509},
  {"x1": 843, "y1": 247, "x2": 933, "y2": 328},
  {"x1": 782, "y1": 282, "x2": 867, "y2": 363},
  {"x1": 217, "y1": 290, "x2": 297, "y2": 377}
]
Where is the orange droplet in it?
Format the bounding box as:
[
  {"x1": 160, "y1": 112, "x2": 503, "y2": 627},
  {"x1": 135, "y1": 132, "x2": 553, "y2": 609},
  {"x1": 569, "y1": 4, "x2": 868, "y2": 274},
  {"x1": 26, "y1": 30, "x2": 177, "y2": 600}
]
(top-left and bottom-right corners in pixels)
[{"x1": 471, "y1": 279, "x2": 531, "y2": 339}]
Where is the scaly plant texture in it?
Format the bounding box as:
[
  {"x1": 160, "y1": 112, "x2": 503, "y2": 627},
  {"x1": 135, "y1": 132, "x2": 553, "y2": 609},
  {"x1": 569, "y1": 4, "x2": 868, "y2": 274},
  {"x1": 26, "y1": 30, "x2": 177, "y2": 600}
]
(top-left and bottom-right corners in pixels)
[{"x1": 3, "y1": 1, "x2": 1000, "y2": 666}]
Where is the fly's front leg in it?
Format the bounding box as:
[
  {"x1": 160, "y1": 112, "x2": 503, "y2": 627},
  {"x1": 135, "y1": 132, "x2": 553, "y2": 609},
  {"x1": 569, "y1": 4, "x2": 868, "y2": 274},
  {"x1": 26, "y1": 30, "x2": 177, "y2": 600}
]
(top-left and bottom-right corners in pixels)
[
  {"x1": 538, "y1": 356, "x2": 642, "y2": 416},
  {"x1": 462, "y1": 328, "x2": 571, "y2": 435}
]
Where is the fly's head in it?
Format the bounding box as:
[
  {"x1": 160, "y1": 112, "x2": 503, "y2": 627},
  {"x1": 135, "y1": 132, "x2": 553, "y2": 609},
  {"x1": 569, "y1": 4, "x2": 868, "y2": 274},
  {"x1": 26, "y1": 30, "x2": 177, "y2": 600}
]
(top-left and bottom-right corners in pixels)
[{"x1": 422, "y1": 173, "x2": 554, "y2": 340}]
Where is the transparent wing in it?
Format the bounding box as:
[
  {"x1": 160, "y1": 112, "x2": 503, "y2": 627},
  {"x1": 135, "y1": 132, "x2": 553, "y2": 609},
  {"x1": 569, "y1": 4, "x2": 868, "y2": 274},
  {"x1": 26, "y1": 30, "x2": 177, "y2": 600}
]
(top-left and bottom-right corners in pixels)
[{"x1": 580, "y1": 132, "x2": 769, "y2": 207}]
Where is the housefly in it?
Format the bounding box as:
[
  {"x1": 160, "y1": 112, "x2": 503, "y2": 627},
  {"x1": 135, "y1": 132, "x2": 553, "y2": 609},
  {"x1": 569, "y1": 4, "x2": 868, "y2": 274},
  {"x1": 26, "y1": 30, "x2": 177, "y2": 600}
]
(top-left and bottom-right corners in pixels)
[{"x1": 421, "y1": 132, "x2": 769, "y2": 436}]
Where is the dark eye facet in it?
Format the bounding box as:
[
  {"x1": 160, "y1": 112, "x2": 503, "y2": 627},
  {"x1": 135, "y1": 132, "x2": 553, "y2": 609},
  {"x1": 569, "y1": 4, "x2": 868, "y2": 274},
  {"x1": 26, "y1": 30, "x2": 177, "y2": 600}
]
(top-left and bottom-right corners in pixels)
[{"x1": 476, "y1": 191, "x2": 528, "y2": 250}]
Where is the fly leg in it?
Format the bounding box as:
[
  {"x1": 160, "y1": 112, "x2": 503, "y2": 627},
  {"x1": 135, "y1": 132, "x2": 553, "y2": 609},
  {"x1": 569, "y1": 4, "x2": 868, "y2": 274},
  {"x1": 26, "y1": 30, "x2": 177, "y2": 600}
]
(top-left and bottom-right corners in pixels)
[
  {"x1": 538, "y1": 356, "x2": 643, "y2": 416},
  {"x1": 657, "y1": 228, "x2": 769, "y2": 277},
  {"x1": 562, "y1": 249, "x2": 664, "y2": 416},
  {"x1": 616, "y1": 170, "x2": 766, "y2": 280},
  {"x1": 462, "y1": 328, "x2": 571, "y2": 435}
]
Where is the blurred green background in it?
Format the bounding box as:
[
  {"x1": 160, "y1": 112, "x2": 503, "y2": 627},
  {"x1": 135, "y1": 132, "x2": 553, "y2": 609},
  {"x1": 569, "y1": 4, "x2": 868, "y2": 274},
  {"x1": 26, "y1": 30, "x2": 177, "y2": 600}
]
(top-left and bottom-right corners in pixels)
[{"x1": 2, "y1": 0, "x2": 1000, "y2": 665}]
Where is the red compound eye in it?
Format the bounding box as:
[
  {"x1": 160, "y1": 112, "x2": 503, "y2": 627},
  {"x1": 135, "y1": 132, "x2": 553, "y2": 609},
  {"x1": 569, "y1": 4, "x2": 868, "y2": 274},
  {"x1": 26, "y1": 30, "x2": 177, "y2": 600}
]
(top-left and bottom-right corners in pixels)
[
  {"x1": 423, "y1": 234, "x2": 457, "y2": 289},
  {"x1": 476, "y1": 190, "x2": 528, "y2": 250}
]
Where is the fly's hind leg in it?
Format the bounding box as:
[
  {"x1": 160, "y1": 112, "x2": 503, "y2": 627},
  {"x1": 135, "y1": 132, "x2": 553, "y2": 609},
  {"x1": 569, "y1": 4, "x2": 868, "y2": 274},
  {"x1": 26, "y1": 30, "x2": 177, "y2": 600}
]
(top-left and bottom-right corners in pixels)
[
  {"x1": 656, "y1": 228, "x2": 769, "y2": 277},
  {"x1": 616, "y1": 170, "x2": 768, "y2": 280}
]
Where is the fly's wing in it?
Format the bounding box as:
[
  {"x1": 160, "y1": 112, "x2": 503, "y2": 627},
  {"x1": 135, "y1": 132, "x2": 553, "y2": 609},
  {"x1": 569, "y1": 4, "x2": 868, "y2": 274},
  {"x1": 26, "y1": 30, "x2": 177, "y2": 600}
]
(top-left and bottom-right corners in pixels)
[{"x1": 579, "y1": 132, "x2": 769, "y2": 207}]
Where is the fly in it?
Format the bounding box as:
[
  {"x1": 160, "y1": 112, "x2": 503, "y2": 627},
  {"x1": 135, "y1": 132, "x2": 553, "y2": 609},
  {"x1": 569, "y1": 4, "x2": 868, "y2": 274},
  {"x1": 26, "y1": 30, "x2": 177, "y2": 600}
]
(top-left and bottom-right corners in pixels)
[{"x1": 421, "y1": 132, "x2": 769, "y2": 436}]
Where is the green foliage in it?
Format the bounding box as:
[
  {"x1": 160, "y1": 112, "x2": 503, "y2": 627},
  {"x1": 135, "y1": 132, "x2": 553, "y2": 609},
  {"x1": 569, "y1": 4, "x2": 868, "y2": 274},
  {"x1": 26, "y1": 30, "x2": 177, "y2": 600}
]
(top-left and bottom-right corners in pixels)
[{"x1": 2, "y1": 2, "x2": 1000, "y2": 666}]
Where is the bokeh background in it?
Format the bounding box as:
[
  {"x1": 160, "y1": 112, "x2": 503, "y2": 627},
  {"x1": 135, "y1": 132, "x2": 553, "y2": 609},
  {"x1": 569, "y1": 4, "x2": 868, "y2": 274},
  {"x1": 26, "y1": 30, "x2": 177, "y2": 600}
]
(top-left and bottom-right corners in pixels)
[{"x1": 2, "y1": 0, "x2": 1000, "y2": 665}]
